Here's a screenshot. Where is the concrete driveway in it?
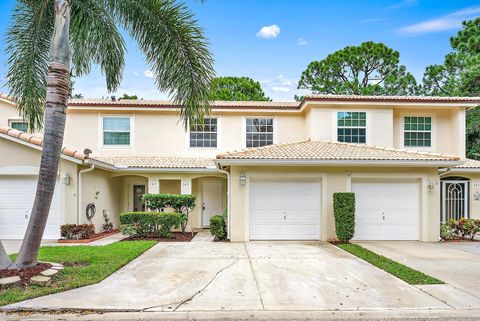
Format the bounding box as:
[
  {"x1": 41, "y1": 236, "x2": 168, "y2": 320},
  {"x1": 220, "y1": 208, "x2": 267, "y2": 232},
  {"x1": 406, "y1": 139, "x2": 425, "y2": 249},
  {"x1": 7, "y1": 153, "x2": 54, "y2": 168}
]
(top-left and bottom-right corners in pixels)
[
  {"x1": 359, "y1": 241, "x2": 480, "y2": 305},
  {"x1": 5, "y1": 240, "x2": 469, "y2": 312}
]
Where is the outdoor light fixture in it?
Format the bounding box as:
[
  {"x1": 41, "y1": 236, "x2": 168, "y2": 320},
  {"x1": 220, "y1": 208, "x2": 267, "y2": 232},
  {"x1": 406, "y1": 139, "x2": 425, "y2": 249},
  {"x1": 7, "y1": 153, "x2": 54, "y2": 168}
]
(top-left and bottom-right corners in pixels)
[
  {"x1": 474, "y1": 191, "x2": 480, "y2": 201},
  {"x1": 427, "y1": 180, "x2": 435, "y2": 191},
  {"x1": 61, "y1": 173, "x2": 70, "y2": 185},
  {"x1": 239, "y1": 173, "x2": 246, "y2": 185}
]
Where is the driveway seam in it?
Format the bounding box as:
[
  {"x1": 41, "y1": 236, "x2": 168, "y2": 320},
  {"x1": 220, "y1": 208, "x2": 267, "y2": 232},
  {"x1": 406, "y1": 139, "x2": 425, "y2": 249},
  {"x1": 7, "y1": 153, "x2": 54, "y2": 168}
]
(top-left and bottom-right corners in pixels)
[
  {"x1": 414, "y1": 286, "x2": 455, "y2": 309},
  {"x1": 243, "y1": 243, "x2": 265, "y2": 310}
]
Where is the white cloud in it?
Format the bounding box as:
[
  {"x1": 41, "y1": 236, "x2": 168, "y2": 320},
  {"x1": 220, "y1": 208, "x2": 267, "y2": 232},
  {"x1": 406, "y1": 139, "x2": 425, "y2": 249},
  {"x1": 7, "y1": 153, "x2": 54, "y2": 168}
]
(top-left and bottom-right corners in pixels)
[
  {"x1": 387, "y1": 0, "x2": 418, "y2": 10},
  {"x1": 133, "y1": 72, "x2": 140, "y2": 77},
  {"x1": 256, "y1": 24, "x2": 280, "y2": 39},
  {"x1": 297, "y1": 38, "x2": 308, "y2": 46},
  {"x1": 271, "y1": 86, "x2": 291, "y2": 93},
  {"x1": 398, "y1": 6, "x2": 480, "y2": 34},
  {"x1": 143, "y1": 70, "x2": 155, "y2": 78}
]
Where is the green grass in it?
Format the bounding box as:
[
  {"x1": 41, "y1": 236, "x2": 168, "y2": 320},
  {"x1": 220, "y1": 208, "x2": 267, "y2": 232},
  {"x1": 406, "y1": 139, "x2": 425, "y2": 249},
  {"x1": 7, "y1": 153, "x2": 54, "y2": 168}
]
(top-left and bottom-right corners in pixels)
[
  {"x1": 0, "y1": 241, "x2": 156, "y2": 306},
  {"x1": 337, "y1": 243, "x2": 443, "y2": 285}
]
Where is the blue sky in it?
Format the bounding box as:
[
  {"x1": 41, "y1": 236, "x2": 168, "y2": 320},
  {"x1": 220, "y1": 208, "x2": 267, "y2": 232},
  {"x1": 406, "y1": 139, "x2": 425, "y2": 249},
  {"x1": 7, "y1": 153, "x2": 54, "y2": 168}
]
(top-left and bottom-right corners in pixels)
[{"x1": 0, "y1": 0, "x2": 479, "y2": 101}]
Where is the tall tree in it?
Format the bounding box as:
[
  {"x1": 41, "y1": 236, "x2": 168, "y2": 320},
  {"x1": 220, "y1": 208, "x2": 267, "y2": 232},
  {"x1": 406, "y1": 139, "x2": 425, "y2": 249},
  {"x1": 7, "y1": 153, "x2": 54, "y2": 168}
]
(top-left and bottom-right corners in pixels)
[
  {"x1": 422, "y1": 18, "x2": 480, "y2": 159},
  {"x1": 1, "y1": 0, "x2": 214, "y2": 269},
  {"x1": 210, "y1": 76, "x2": 270, "y2": 101},
  {"x1": 120, "y1": 93, "x2": 139, "y2": 100},
  {"x1": 298, "y1": 41, "x2": 419, "y2": 95}
]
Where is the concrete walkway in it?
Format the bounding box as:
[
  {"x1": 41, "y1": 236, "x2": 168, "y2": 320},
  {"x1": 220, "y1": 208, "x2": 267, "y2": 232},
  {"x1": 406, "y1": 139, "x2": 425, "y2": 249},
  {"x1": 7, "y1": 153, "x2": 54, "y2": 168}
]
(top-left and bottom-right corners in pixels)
[
  {"x1": 358, "y1": 241, "x2": 480, "y2": 308},
  {"x1": 5, "y1": 240, "x2": 473, "y2": 313}
]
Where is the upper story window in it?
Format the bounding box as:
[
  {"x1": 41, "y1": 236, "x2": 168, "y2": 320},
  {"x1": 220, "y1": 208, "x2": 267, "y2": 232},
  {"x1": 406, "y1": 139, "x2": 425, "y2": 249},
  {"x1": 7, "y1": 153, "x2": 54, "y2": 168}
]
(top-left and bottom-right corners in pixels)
[
  {"x1": 246, "y1": 118, "x2": 274, "y2": 147},
  {"x1": 404, "y1": 116, "x2": 431, "y2": 147},
  {"x1": 337, "y1": 112, "x2": 366, "y2": 143},
  {"x1": 102, "y1": 116, "x2": 131, "y2": 146},
  {"x1": 189, "y1": 118, "x2": 217, "y2": 148},
  {"x1": 9, "y1": 120, "x2": 28, "y2": 132}
]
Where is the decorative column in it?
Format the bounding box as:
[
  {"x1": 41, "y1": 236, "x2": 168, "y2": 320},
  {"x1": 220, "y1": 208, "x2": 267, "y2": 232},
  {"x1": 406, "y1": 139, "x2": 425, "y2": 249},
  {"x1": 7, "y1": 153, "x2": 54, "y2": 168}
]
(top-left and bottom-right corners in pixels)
[
  {"x1": 181, "y1": 178, "x2": 192, "y2": 194},
  {"x1": 148, "y1": 177, "x2": 159, "y2": 194}
]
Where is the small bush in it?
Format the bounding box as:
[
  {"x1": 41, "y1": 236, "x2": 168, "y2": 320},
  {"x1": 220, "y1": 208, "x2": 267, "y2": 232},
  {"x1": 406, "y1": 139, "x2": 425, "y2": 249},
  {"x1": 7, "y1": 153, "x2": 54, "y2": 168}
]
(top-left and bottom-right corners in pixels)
[
  {"x1": 445, "y1": 218, "x2": 480, "y2": 240},
  {"x1": 142, "y1": 194, "x2": 196, "y2": 232},
  {"x1": 120, "y1": 212, "x2": 182, "y2": 238},
  {"x1": 61, "y1": 224, "x2": 95, "y2": 240},
  {"x1": 210, "y1": 215, "x2": 227, "y2": 240},
  {"x1": 440, "y1": 223, "x2": 455, "y2": 240},
  {"x1": 333, "y1": 192, "x2": 355, "y2": 243}
]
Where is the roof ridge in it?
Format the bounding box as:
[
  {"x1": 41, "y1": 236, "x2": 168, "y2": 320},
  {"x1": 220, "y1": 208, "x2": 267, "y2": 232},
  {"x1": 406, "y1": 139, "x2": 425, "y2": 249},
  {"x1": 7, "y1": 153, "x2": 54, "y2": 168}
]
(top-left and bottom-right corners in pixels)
[{"x1": 216, "y1": 139, "x2": 310, "y2": 158}]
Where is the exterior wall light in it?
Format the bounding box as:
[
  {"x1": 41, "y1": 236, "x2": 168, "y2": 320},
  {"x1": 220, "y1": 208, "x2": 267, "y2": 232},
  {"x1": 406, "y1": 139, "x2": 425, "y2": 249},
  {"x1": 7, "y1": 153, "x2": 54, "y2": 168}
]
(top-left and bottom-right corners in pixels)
[
  {"x1": 474, "y1": 191, "x2": 480, "y2": 201},
  {"x1": 61, "y1": 173, "x2": 70, "y2": 185},
  {"x1": 427, "y1": 180, "x2": 435, "y2": 191},
  {"x1": 239, "y1": 173, "x2": 246, "y2": 185}
]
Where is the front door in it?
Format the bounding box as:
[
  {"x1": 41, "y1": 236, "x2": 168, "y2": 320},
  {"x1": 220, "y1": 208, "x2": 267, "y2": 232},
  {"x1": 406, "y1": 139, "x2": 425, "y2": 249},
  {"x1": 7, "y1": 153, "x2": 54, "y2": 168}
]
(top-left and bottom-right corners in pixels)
[
  {"x1": 133, "y1": 185, "x2": 146, "y2": 211},
  {"x1": 202, "y1": 182, "x2": 223, "y2": 227},
  {"x1": 441, "y1": 180, "x2": 469, "y2": 223}
]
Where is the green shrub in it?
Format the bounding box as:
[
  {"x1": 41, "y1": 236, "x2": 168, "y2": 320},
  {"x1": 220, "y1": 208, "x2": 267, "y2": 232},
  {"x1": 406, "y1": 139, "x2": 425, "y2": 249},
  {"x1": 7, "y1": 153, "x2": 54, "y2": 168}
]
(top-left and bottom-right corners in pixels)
[
  {"x1": 445, "y1": 218, "x2": 480, "y2": 240},
  {"x1": 333, "y1": 192, "x2": 355, "y2": 242},
  {"x1": 142, "y1": 194, "x2": 196, "y2": 232},
  {"x1": 120, "y1": 212, "x2": 182, "y2": 238},
  {"x1": 440, "y1": 223, "x2": 455, "y2": 240},
  {"x1": 60, "y1": 224, "x2": 95, "y2": 240},
  {"x1": 210, "y1": 215, "x2": 227, "y2": 240}
]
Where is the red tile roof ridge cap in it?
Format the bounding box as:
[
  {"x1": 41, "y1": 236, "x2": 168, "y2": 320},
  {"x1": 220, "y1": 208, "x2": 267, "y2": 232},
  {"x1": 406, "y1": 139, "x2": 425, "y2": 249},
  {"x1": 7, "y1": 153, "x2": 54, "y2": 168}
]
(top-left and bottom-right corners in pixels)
[{"x1": 216, "y1": 139, "x2": 311, "y2": 157}]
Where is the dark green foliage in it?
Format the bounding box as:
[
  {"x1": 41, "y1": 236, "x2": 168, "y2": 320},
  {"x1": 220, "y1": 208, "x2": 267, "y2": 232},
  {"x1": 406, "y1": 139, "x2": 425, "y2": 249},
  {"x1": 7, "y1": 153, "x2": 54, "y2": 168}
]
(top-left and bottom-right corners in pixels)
[
  {"x1": 298, "y1": 41, "x2": 419, "y2": 96},
  {"x1": 60, "y1": 224, "x2": 95, "y2": 240},
  {"x1": 333, "y1": 192, "x2": 355, "y2": 242},
  {"x1": 142, "y1": 193, "x2": 196, "y2": 232},
  {"x1": 210, "y1": 215, "x2": 226, "y2": 240},
  {"x1": 120, "y1": 94, "x2": 138, "y2": 100},
  {"x1": 209, "y1": 77, "x2": 271, "y2": 101},
  {"x1": 337, "y1": 244, "x2": 443, "y2": 285},
  {"x1": 120, "y1": 212, "x2": 182, "y2": 238},
  {"x1": 445, "y1": 218, "x2": 480, "y2": 240}
]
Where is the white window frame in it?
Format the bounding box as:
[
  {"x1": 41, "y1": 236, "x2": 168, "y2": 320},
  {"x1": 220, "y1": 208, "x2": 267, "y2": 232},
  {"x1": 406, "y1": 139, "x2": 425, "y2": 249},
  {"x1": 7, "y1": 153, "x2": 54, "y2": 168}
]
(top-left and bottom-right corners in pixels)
[
  {"x1": 99, "y1": 115, "x2": 134, "y2": 149},
  {"x1": 186, "y1": 117, "x2": 220, "y2": 150},
  {"x1": 8, "y1": 119, "x2": 28, "y2": 132},
  {"x1": 242, "y1": 116, "x2": 277, "y2": 148},
  {"x1": 335, "y1": 111, "x2": 368, "y2": 144},
  {"x1": 400, "y1": 113, "x2": 435, "y2": 150}
]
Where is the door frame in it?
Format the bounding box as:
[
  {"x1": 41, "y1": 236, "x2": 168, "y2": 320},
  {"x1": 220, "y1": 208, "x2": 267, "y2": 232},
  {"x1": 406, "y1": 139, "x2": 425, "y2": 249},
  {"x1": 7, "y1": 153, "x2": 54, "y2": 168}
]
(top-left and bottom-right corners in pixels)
[
  {"x1": 128, "y1": 181, "x2": 147, "y2": 212},
  {"x1": 441, "y1": 178, "x2": 470, "y2": 223},
  {"x1": 245, "y1": 172, "x2": 327, "y2": 241},
  {"x1": 201, "y1": 180, "x2": 224, "y2": 228}
]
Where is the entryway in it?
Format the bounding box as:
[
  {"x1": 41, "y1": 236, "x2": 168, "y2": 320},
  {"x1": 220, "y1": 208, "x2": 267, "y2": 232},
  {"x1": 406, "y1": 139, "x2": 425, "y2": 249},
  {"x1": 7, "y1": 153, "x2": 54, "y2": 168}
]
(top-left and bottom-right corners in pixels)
[
  {"x1": 249, "y1": 179, "x2": 321, "y2": 240},
  {"x1": 202, "y1": 181, "x2": 223, "y2": 227},
  {"x1": 441, "y1": 177, "x2": 470, "y2": 222},
  {"x1": 352, "y1": 180, "x2": 419, "y2": 240}
]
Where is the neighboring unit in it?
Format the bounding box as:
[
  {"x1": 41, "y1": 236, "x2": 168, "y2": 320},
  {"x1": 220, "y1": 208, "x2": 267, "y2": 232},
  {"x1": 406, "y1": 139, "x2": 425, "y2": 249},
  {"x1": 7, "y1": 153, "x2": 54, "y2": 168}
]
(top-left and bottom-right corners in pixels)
[{"x1": 0, "y1": 92, "x2": 479, "y2": 242}]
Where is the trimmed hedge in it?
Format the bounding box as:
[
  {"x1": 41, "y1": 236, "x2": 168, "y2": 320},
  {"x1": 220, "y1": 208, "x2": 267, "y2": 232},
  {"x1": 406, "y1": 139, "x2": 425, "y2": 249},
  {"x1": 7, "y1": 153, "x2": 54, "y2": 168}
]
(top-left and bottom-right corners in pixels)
[
  {"x1": 333, "y1": 192, "x2": 355, "y2": 242},
  {"x1": 142, "y1": 194, "x2": 196, "y2": 232},
  {"x1": 60, "y1": 224, "x2": 95, "y2": 240},
  {"x1": 210, "y1": 215, "x2": 227, "y2": 240},
  {"x1": 120, "y1": 212, "x2": 182, "y2": 238}
]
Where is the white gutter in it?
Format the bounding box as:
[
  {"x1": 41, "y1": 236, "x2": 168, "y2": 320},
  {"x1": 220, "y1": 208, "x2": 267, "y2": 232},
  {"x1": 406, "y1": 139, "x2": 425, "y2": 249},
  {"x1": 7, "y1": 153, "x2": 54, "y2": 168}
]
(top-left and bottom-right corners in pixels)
[
  {"x1": 77, "y1": 164, "x2": 95, "y2": 224},
  {"x1": 216, "y1": 165, "x2": 231, "y2": 240},
  {"x1": 214, "y1": 159, "x2": 463, "y2": 167}
]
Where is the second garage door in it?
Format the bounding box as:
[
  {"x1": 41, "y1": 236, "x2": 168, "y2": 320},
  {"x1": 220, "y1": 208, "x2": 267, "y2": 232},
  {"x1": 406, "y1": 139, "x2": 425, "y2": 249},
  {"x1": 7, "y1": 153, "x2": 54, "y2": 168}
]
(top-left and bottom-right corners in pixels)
[
  {"x1": 249, "y1": 179, "x2": 321, "y2": 240},
  {"x1": 352, "y1": 181, "x2": 419, "y2": 240}
]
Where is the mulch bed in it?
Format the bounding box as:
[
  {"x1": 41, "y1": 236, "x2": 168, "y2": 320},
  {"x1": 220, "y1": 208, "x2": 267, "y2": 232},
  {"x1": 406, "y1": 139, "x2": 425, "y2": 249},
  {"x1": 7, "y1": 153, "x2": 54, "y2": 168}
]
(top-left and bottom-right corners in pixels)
[
  {"x1": 0, "y1": 263, "x2": 52, "y2": 286},
  {"x1": 122, "y1": 232, "x2": 197, "y2": 242},
  {"x1": 57, "y1": 230, "x2": 119, "y2": 244},
  {"x1": 443, "y1": 237, "x2": 479, "y2": 242}
]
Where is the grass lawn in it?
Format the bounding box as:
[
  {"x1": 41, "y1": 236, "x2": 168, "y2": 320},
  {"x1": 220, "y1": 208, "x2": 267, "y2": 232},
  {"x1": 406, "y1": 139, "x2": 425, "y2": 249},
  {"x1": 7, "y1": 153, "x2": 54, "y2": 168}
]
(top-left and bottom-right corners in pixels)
[
  {"x1": 337, "y1": 243, "x2": 443, "y2": 285},
  {"x1": 0, "y1": 241, "x2": 156, "y2": 307}
]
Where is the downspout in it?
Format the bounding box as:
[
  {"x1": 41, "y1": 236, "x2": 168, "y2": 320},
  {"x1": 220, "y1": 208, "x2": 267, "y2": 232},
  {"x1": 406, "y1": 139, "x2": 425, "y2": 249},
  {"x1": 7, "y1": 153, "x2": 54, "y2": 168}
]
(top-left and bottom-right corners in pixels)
[
  {"x1": 77, "y1": 163, "x2": 95, "y2": 224},
  {"x1": 216, "y1": 164, "x2": 231, "y2": 240}
]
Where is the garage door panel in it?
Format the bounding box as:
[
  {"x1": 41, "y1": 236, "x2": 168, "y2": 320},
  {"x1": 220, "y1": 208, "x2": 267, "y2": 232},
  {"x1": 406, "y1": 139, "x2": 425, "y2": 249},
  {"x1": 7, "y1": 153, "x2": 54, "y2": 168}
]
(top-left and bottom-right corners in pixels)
[
  {"x1": 250, "y1": 179, "x2": 321, "y2": 240},
  {"x1": 352, "y1": 181, "x2": 419, "y2": 241}
]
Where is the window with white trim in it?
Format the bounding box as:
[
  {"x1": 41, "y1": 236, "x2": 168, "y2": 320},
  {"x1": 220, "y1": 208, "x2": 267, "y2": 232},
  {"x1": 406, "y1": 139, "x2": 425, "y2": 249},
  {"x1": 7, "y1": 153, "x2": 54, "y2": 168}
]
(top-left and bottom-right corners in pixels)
[
  {"x1": 9, "y1": 120, "x2": 28, "y2": 132},
  {"x1": 337, "y1": 112, "x2": 366, "y2": 143},
  {"x1": 246, "y1": 118, "x2": 274, "y2": 147},
  {"x1": 404, "y1": 116, "x2": 431, "y2": 147},
  {"x1": 189, "y1": 118, "x2": 217, "y2": 148},
  {"x1": 102, "y1": 116, "x2": 131, "y2": 146}
]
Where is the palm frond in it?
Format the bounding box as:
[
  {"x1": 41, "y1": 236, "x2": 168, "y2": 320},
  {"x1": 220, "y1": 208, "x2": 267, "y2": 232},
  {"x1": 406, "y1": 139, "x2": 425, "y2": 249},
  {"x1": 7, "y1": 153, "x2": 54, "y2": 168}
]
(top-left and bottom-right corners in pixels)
[
  {"x1": 106, "y1": 0, "x2": 215, "y2": 128},
  {"x1": 70, "y1": 0, "x2": 126, "y2": 92},
  {"x1": 5, "y1": 0, "x2": 54, "y2": 131}
]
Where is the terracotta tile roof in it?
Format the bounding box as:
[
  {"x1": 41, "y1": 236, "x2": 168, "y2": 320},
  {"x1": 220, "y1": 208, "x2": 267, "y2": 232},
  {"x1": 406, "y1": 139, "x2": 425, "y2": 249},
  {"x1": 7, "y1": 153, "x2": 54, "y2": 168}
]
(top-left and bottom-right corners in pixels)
[
  {"x1": 304, "y1": 94, "x2": 480, "y2": 105},
  {"x1": 68, "y1": 99, "x2": 300, "y2": 109},
  {"x1": 91, "y1": 156, "x2": 216, "y2": 169},
  {"x1": 216, "y1": 140, "x2": 460, "y2": 162},
  {"x1": 0, "y1": 127, "x2": 87, "y2": 161},
  {"x1": 454, "y1": 159, "x2": 480, "y2": 168}
]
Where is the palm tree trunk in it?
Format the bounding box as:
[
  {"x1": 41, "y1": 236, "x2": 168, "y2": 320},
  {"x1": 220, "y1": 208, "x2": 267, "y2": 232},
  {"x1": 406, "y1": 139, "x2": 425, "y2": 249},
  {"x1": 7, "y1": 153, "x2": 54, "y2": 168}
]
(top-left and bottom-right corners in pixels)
[
  {"x1": 9, "y1": 0, "x2": 71, "y2": 269},
  {"x1": 0, "y1": 240, "x2": 12, "y2": 269}
]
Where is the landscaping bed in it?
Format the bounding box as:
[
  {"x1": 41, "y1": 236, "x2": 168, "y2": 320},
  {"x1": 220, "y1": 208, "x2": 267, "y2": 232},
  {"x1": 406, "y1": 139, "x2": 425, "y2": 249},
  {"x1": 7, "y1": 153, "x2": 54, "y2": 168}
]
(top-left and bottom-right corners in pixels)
[
  {"x1": 122, "y1": 232, "x2": 196, "y2": 242},
  {"x1": 0, "y1": 240, "x2": 156, "y2": 306},
  {"x1": 336, "y1": 243, "x2": 443, "y2": 285},
  {"x1": 58, "y1": 230, "x2": 119, "y2": 244},
  {"x1": 0, "y1": 263, "x2": 52, "y2": 286}
]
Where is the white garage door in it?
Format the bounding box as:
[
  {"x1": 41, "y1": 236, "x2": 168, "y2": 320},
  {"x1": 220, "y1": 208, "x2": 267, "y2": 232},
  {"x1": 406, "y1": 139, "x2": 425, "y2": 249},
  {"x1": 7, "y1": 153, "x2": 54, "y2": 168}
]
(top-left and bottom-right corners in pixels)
[
  {"x1": 0, "y1": 176, "x2": 61, "y2": 239},
  {"x1": 352, "y1": 181, "x2": 419, "y2": 240},
  {"x1": 249, "y1": 179, "x2": 321, "y2": 240}
]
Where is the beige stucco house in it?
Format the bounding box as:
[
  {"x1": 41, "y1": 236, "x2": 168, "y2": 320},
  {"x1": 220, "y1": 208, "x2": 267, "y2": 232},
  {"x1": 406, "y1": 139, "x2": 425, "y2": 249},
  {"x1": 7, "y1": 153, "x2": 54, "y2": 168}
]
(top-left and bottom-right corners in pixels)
[{"x1": 1, "y1": 93, "x2": 479, "y2": 242}]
